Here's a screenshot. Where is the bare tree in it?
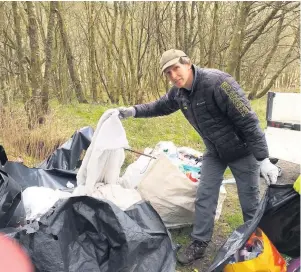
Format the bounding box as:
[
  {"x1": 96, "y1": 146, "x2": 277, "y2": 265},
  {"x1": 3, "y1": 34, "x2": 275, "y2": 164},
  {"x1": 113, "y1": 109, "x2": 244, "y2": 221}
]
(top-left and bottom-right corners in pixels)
[
  {"x1": 226, "y1": 2, "x2": 252, "y2": 76},
  {"x1": 41, "y1": 1, "x2": 56, "y2": 113},
  {"x1": 87, "y1": 1, "x2": 98, "y2": 103},
  {"x1": 12, "y1": 2, "x2": 30, "y2": 104},
  {"x1": 248, "y1": 12, "x2": 285, "y2": 99},
  {"x1": 255, "y1": 25, "x2": 299, "y2": 98},
  {"x1": 56, "y1": 2, "x2": 88, "y2": 103},
  {"x1": 208, "y1": 2, "x2": 219, "y2": 68},
  {"x1": 26, "y1": 1, "x2": 44, "y2": 128},
  {"x1": 0, "y1": 1, "x2": 299, "y2": 108}
]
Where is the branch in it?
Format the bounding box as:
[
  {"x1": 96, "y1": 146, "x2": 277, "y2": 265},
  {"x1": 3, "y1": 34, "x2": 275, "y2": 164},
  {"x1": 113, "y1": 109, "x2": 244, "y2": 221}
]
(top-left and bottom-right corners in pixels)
[{"x1": 241, "y1": 3, "x2": 282, "y2": 58}]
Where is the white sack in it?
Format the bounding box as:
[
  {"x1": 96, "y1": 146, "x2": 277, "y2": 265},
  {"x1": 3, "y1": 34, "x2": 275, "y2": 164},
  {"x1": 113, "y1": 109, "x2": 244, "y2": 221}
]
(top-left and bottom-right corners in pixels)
[
  {"x1": 76, "y1": 110, "x2": 129, "y2": 192},
  {"x1": 138, "y1": 153, "x2": 226, "y2": 228},
  {"x1": 74, "y1": 109, "x2": 142, "y2": 210}
]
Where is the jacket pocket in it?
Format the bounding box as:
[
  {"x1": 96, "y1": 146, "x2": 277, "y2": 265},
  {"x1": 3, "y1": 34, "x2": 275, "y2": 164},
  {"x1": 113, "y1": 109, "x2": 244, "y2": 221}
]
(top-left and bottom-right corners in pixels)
[{"x1": 194, "y1": 100, "x2": 207, "y2": 117}]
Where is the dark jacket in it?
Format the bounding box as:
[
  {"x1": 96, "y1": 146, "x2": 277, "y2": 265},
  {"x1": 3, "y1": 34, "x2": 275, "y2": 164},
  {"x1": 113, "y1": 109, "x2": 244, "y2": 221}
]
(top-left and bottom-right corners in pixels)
[{"x1": 134, "y1": 65, "x2": 269, "y2": 162}]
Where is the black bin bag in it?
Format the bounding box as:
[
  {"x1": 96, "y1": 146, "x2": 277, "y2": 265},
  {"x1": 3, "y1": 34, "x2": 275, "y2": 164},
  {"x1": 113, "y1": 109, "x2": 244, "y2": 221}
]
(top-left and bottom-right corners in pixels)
[
  {"x1": 0, "y1": 170, "x2": 25, "y2": 228},
  {"x1": 208, "y1": 184, "x2": 300, "y2": 272},
  {"x1": 2, "y1": 127, "x2": 93, "y2": 191},
  {"x1": 38, "y1": 126, "x2": 93, "y2": 170},
  {"x1": 2, "y1": 197, "x2": 176, "y2": 272},
  {"x1": 258, "y1": 184, "x2": 300, "y2": 258},
  {"x1": 2, "y1": 127, "x2": 93, "y2": 190},
  {"x1": 3, "y1": 162, "x2": 77, "y2": 191}
]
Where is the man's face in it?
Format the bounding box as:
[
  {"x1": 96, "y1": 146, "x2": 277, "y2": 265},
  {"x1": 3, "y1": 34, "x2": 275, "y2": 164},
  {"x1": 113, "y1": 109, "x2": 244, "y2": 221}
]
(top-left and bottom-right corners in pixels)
[{"x1": 164, "y1": 62, "x2": 192, "y2": 89}]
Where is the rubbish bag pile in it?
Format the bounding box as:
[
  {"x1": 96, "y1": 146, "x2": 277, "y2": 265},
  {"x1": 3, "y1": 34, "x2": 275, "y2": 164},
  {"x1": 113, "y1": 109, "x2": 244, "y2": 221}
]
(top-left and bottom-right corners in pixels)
[
  {"x1": 208, "y1": 183, "x2": 300, "y2": 272},
  {"x1": 225, "y1": 227, "x2": 287, "y2": 272},
  {"x1": 0, "y1": 169, "x2": 25, "y2": 228},
  {"x1": 120, "y1": 140, "x2": 227, "y2": 228},
  {"x1": 0, "y1": 110, "x2": 177, "y2": 271},
  {"x1": 0, "y1": 110, "x2": 299, "y2": 271},
  {"x1": 1, "y1": 197, "x2": 175, "y2": 272}
]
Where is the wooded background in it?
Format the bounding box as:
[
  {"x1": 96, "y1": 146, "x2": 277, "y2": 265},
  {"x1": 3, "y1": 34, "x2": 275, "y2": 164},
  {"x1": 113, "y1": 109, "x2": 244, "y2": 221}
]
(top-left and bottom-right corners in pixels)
[{"x1": 0, "y1": 1, "x2": 299, "y2": 127}]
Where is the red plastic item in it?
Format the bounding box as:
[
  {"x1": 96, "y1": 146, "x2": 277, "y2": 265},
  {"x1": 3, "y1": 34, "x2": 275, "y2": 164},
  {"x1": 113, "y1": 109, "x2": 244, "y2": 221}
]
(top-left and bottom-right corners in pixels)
[{"x1": 186, "y1": 172, "x2": 198, "y2": 182}]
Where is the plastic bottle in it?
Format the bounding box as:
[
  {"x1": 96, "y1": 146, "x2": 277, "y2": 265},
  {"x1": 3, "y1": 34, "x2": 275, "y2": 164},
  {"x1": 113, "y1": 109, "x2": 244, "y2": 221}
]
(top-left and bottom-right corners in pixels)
[
  {"x1": 252, "y1": 237, "x2": 264, "y2": 253},
  {"x1": 239, "y1": 247, "x2": 249, "y2": 261},
  {"x1": 244, "y1": 251, "x2": 260, "y2": 261}
]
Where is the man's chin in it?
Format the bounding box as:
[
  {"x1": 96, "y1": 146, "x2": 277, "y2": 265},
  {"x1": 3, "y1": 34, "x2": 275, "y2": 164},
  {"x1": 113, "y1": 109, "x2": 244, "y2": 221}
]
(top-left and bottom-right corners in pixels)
[{"x1": 175, "y1": 82, "x2": 184, "y2": 88}]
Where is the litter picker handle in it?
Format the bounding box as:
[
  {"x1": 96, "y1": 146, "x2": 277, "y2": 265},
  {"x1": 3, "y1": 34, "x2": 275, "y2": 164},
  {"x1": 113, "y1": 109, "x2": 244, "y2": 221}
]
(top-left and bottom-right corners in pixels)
[{"x1": 124, "y1": 148, "x2": 157, "y2": 159}]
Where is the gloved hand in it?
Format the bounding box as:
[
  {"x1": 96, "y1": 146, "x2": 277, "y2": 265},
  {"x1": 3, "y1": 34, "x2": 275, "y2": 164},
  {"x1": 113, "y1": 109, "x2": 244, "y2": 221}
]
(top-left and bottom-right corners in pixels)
[
  {"x1": 260, "y1": 158, "x2": 278, "y2": 185},
  {"x1": 118, "y1": 107, "x2": 136, "y2": 119}
]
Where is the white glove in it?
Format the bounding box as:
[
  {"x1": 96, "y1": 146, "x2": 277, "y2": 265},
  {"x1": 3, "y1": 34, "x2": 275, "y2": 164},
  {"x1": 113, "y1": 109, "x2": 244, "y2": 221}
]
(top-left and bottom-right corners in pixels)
[
  {"x1": 118, "y1": 107, "x2": 136, "y2": 119},
  {"x1": 260, "y1": 158, "x2": 278, "y2": 185}
]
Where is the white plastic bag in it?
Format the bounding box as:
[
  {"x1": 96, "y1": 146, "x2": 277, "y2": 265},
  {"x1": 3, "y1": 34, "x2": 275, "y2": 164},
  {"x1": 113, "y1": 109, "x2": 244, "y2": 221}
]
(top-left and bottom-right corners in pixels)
[
  {"x1": 74, "y1": 110, "x2": 142, "y2": 211},
  {"x1": 76, "y1": 110, "x2": 129, "y2": 193},
  {"x1": 22, "y1": 187, "x2": 71, "y2": 221},
  {"x1": 119, "y1": 148, "x2": 155, "y2": 189}
]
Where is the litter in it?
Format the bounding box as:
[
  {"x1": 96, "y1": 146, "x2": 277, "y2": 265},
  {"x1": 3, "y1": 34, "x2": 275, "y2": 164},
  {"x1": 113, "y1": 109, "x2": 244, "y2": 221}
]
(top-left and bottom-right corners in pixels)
[
  {"x1": 138, "y1": 152, "x2": 226, "y2": 227},
  {"x1": 0, "y1": 109, "x2": 298, "y2": 272},
  {"x1": 0, "y1": 169, "x2": 25, "y2": 228},
  {"x1": 0, "y1": 110, "x2": 177, "y2": 271},
  {"x1": 2, "y1": 197, "x2": 176, "y2": 272},
  {"x1": 208, "y1": 184, "x2": 300, "y2": 272},
  {"x1": 73, "y1": 109, "x2": 142, "y2": 210},
  {"x1": 22, "y1": 186, "x2": 71, "y2": 221},
  {"x1": 224, "y1": 228, "x2": 286, "y2": 272}
]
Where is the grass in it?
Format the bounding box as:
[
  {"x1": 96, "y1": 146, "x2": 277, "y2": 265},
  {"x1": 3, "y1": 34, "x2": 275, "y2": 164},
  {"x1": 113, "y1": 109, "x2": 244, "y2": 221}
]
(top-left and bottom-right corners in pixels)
[
  {"x1": 0, "y1": 95, "x2": 268, "y2": 271},
  {"x1": 51, "y1": 96, "x2": 267, "y2": 153}
]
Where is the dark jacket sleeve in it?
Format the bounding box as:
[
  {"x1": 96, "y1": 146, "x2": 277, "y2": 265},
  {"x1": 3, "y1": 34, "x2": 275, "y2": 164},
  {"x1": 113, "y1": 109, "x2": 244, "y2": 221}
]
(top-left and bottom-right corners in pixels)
[
  {"x1": 213, "y1": 75, "x2": 269, "y2": 161},
  {"x1": 134, "y1": 87, "x2": 180, "y2": 118}
]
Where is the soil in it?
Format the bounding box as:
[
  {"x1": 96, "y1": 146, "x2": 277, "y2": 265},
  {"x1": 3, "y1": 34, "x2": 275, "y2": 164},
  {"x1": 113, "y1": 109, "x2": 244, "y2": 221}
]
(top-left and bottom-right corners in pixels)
[{"x1": 176, "y1": 160, "x2": 300, "y2": 272}]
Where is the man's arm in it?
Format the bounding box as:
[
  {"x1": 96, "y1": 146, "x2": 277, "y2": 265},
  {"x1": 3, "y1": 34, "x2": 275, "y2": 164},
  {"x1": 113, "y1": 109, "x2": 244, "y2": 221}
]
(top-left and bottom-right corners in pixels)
[
  {"x1": 134, "y1": 87, "x2": 180, "y2": 118},
  {"x1": 213, "y1": 76, "x2": 268, "y2": 161},
  {"x1": 214, "y1": 76, "x2": 279, "y2": 184}
]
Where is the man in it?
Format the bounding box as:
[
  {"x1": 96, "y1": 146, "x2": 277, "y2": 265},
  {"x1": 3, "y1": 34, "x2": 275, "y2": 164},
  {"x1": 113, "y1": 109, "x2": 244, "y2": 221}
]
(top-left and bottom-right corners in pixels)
[{"x1": 117, "y1": 49, "x2": 278, "y2": 265}]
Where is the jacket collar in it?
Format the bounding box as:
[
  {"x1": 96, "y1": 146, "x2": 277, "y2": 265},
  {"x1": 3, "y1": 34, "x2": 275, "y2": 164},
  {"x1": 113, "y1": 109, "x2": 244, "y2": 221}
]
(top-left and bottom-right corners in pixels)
[{"x1": 188, "y1": 64, "x2": 199, "y2": 96}]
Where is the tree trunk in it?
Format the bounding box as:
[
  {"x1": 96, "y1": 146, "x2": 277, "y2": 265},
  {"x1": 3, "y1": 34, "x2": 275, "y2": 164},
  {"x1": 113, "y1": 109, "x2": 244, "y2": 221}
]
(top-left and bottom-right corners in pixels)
[
  {"x1": 56, "y1": 3, "x2": 88, "y2": 103},
  {"x1": 197, "y1": 2, "x2": 206, "y2": 66},
  {"x1": 226, "y1": 2, "x2": 252, "y2": 76},
  {"x1": 186, "y1": 1, "x2": 197, "y2": 57},
  {"x1": 12, "y1": 2, "x2": 30, "y2": 105},
  {"x1": 88, "y1": 2, "x2": 98, "y2": 103},
  {"x1": 118, "y1": 3, "x2": 127, "y2": 104},
  {"x1": 182, "y1": 2, "x2": 188, "y2": 52},
  {"x1": 124, "y1": 17, "x2": 135, "y2": 104},
  {"x1": 208, "y1": 2, "x2": 218, "y2": 68},
  {"x1": 41, "y1": 1, "x2": 56, "y2": 113},
  {"x1": 175, "y1": 2, "x2": 182, "y2": 49},
  {"x1": 26, "y1": 1, "x2": 43, "y2": 128}
]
